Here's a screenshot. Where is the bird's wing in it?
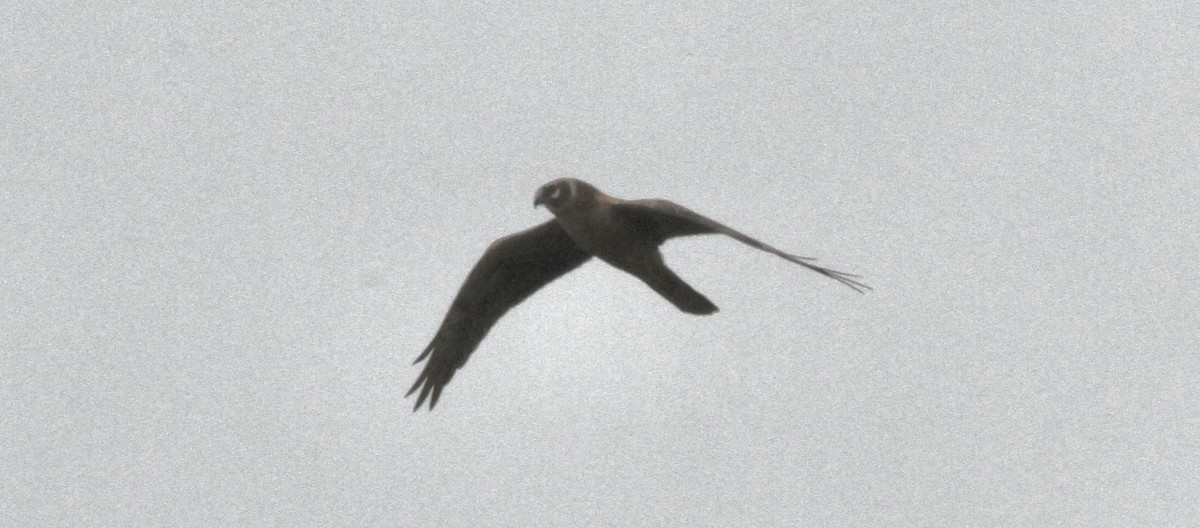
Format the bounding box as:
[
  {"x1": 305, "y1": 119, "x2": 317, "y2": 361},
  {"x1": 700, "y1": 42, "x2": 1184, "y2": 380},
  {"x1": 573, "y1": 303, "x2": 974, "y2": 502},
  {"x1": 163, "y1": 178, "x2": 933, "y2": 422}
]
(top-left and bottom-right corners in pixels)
[
  {"x1": 407, "y1": 220, "x2": 591, "y2": 411},
  {"x1": 613, "y1": 199, "x2": 871, "y2": 293}
]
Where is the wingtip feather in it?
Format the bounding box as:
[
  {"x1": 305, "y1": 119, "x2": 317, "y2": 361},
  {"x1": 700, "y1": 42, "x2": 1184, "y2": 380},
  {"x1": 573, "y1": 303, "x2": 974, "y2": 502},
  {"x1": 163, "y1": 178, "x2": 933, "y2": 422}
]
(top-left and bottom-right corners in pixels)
[
  {"x1": 413, "y1": 382, "x2": 433, "y2": 411},
  {"x1": 430, "y1": 385, "x2": 444, "y2": 410},
  {"x1": 405, "y1": 373, "x2": 425, "y2": 398},
  {"x1": 412, "y1": 343, "x2": 435, "y2": 364},
  {"x1": 787, "y1": 256, "x2": 872, "y2": 294}
]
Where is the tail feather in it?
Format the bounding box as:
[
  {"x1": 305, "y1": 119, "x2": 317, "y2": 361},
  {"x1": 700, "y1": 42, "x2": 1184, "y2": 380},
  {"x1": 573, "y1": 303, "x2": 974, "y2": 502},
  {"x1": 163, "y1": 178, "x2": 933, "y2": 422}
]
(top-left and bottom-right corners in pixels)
[{"x1": 637, "y1": 264, "x2": 718, "y2": 315}]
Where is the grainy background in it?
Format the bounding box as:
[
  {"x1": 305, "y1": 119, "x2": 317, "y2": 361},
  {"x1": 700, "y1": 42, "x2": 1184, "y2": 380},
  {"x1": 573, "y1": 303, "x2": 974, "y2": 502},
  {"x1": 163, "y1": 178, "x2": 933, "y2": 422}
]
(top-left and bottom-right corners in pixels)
[{"x1": 4, "y1": 3, "x2": 1197, "y2": 526}]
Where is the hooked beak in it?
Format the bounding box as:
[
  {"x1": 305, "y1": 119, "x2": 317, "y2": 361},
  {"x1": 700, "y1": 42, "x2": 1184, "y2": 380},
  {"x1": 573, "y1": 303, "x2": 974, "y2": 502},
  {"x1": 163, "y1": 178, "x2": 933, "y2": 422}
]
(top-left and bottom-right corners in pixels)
[{"x1": 533, "y1": 188, "x2": 546, "y2": 208}]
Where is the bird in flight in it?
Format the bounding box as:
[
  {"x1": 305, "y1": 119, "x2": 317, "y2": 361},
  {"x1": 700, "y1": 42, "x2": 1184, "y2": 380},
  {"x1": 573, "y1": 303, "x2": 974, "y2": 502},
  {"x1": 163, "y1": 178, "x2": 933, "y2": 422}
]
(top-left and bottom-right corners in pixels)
[{"x1": 407, "y1": 178, "x2": 869, "y2": 410}]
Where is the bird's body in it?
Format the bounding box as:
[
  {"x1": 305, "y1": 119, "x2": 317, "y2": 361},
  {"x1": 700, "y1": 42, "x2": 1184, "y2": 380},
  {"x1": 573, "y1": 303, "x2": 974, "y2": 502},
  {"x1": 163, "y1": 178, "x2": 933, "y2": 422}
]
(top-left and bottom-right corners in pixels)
[
  {"x1": 541, "y1": 182, "x2": 720, "y2": 314},
  {"x1": 406, "y1": 178, "x2": 869, "y2": 410},
  {"x1": 553, "y1": 191, "x2": 624, "y2": 259}
]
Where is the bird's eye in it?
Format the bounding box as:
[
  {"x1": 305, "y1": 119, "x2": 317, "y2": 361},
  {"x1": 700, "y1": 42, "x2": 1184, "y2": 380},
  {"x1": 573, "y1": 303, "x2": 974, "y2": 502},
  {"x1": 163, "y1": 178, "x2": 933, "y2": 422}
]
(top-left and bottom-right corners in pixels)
[{"x1": 548, "y1": 186, "x2": 562, "y2": 200}]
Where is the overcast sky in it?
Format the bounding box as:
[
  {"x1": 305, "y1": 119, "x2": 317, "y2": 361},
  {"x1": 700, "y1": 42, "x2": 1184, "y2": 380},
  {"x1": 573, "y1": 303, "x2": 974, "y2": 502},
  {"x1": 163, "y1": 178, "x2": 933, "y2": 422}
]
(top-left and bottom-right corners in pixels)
[{"x1": 4, "y1": 3, "x2": 1198, "y2": 526}]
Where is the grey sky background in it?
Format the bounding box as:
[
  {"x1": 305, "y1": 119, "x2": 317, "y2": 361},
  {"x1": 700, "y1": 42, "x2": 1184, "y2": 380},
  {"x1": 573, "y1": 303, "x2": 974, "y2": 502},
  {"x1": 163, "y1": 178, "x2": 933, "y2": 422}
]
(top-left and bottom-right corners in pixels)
[{"x1": 4, "y1": 3, "x2": 1198, "y2": 526}]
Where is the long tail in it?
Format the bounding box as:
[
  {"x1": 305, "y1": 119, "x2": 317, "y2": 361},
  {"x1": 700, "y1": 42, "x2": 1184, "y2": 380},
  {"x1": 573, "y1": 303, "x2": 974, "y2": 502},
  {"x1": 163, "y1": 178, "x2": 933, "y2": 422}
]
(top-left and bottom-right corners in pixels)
[{"x1": 635, "y1": 263, "x2": 718, "y2": 315}]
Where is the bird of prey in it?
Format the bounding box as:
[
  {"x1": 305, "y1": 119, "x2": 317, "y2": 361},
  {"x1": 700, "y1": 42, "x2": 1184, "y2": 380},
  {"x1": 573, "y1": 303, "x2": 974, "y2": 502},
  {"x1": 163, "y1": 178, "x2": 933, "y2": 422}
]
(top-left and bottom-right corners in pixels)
[{"x1": 407, "y1": 178, "x2": 869, "y2": 410}]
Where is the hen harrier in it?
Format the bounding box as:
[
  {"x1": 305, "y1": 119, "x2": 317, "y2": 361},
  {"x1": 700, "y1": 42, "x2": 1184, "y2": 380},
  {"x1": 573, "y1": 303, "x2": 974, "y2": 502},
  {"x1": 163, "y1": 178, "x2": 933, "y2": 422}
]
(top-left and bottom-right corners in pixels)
[{"x1": 408, "y1": 178, "x2": 869, "y2": 410}]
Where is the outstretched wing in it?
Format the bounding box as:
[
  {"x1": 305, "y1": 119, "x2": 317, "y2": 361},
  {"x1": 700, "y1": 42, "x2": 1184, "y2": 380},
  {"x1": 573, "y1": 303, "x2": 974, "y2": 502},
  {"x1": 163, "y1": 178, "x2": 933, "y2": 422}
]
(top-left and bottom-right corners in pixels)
[
  {"x1": 613, "y1": 199, "x2": 871, "y2": 293},
  {"x1": 408, "y1": 220, "x2": 591, "y2": 411}
]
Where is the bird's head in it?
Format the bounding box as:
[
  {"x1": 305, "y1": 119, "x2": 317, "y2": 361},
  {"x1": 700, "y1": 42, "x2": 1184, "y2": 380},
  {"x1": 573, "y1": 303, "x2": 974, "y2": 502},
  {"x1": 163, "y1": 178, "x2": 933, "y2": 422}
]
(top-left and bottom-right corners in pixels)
[{"x1": 533, "y1": 178, "x2": 596, "y2": 214}]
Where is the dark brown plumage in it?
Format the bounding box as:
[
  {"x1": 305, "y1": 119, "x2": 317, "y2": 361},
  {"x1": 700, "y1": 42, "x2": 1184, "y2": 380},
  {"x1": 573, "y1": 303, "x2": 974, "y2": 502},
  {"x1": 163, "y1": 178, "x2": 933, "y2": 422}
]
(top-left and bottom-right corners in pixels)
[{"x1": 407, "y1": 178, "x2": 869, "y2": 410}]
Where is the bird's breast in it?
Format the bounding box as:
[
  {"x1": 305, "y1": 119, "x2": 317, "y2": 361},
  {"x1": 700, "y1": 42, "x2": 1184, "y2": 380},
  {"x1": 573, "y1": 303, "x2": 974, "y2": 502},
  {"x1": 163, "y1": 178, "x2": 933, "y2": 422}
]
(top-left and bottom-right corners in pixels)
[
  {"x1": 556, "y1": 209, "x2": 613, "y2": 254},
  {"x1": 555, "y1": 208, "x2": 653, "y2": 269}
]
